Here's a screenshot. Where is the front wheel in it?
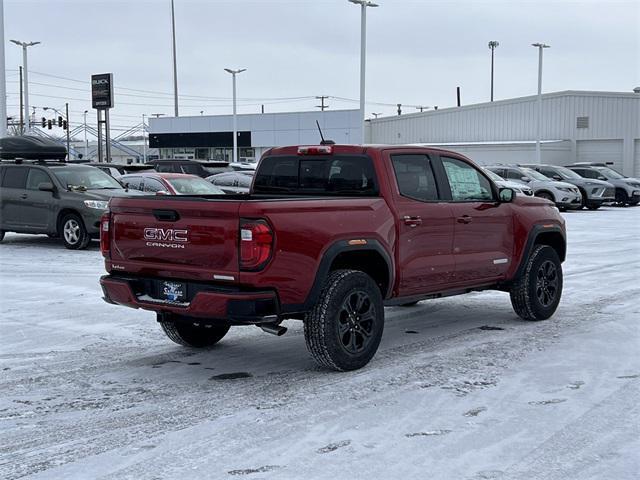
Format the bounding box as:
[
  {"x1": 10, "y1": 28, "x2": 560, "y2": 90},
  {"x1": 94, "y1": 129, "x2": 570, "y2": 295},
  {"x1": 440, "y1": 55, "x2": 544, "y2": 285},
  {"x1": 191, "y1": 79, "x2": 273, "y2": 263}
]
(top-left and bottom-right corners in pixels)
[
  {"x1": 304, "y1": 270, "x2": 384, "y2": 371},
  {"x1": 0, "y1": 230, "x2": 4, "y2": 242},
  {"x1": 159, "y1": 316, "x2": 230, "y2": 347},
  {"x1": 615, "y1": 189, "x2": 629, "y2": 206},
  {"x1": 536, "y1": 191, "x2": 554, "y2": 203},
  {"x1": 586, "y1": 204, "x2": 601, "y2": 210},
  {"x1": 510, "y1": 245, "x2": 563, "y2": 321},
  {"x1": 60, "y1": 214, "x2": 91, "y2": 250}
]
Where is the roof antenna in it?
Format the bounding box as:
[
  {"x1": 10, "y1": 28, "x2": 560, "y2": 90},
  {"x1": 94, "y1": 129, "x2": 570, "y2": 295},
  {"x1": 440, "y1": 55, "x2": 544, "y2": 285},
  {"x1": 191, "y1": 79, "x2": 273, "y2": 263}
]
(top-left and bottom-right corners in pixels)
[{"x1": 316, "y1": 120, "x2": 335, "y2": 145}]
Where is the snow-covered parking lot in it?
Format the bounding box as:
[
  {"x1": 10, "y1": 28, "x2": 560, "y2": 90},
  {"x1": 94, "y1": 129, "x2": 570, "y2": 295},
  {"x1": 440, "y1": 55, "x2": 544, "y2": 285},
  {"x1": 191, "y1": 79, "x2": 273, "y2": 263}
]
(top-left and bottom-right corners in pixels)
[{"x1": 1, "y1": 207, "x2": 639, "y2": 480}]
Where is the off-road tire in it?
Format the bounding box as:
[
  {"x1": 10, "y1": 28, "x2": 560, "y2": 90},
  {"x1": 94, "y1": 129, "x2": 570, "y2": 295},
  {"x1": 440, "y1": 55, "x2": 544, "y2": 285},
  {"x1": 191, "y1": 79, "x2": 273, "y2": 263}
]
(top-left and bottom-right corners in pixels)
[
  {"x1": 510, "y1": 245, "x2": 563, "y2": 321},
  {"x1": 159, "y1": 317, "x2": 230, "y2": 347},
  {"x1": 60, "y1": 213, "x2": 91, "y2": 250},
  {"x1": 304, "y1": 269, "x2": 384, "y2": 371}
]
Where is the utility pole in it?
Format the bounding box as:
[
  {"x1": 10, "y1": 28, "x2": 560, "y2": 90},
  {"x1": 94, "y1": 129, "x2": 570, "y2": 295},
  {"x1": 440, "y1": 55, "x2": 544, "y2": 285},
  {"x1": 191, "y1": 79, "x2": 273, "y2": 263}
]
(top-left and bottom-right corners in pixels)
[
  {"x1": 532, "y1": 43, "x2": 550, "y2": 164},
  {"x1": 0, "y1": 0, "x2": 7, "y2": 137},
  {"x1": 83, "y1": 110, "x2": 88, "y2": 159},
  {"x1": 224, "y1": 68, "x2": 246, "y2": 164},
  {"x1": 315, "y1": 95, "x2": 329, "y2": 111},
  {"x1": 10, "y1": 40, "x2": 40, "y2": 131},
  {"x1": 171, "y1": 0, "x2": 179, "y2": 116},
  {"x1": 65, "y1": 103, "x2": 70, "y2": 159},
  {"x1": 18, "y1": 66, "x2": 23, "y2": 134},
  {"x1": 142, "y1": 113, "x2": 147, "y2": 163},
  {"x1": 488, "y1": 41, "x2": 499, "y2": 102},
  {"x1": 348, "y1": 0, "x2": 379, "y2": 144}
]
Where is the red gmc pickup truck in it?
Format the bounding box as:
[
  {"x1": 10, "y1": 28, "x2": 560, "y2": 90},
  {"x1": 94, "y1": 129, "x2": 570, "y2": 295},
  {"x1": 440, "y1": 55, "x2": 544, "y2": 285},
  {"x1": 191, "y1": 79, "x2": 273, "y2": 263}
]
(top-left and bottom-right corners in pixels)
[{"x1": 100, "y1": 144, "x2": 566, "y2": 371}]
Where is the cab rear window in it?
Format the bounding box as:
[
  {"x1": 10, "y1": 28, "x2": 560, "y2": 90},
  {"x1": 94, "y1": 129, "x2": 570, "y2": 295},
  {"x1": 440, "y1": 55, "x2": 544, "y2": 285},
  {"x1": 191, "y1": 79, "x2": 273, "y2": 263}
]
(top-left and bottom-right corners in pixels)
[{"x1": 253, "y1": 155, "x2": 378, "y2": 196}]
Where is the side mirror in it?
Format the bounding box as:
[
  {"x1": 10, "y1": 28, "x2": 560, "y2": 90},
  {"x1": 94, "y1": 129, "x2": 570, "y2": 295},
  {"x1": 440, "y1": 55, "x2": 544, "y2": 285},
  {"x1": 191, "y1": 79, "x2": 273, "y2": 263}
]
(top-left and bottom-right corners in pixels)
[
  {"x1": 156, "y1": 190, "x2": 169, "y2": 196},
  {"x1": 521, "y1": 176, "x2": 531, "y2": 182},
  {"x1": 598, "y1": 176, "x2": 607, "y2": 181},
  {"x1": 38, "y1": 182, "x2": 55, "y2": 192},
  {"x1": 552, "y1": 175, "x2": 562, "y2": 181},
  {"x1": 499, "y1": 187, "x2": 515, "y2": 203}
]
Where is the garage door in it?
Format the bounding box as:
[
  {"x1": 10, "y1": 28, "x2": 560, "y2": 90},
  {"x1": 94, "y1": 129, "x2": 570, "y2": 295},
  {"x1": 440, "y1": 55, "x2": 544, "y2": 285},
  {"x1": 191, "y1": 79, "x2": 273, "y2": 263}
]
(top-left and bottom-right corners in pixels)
[
  {"x1": 576, "y1": 139, "x2": 624, "y2": 172},
  {"x1": 635, "y1": 140, "x2": 640, "y2": 178}
]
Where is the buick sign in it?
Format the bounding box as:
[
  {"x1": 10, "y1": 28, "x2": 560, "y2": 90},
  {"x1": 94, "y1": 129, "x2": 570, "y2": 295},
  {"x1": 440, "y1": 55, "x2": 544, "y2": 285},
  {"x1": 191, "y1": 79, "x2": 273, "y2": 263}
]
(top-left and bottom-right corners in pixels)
[{"x1": 92, "y1": 73, "x2": 114, "y2": 109}]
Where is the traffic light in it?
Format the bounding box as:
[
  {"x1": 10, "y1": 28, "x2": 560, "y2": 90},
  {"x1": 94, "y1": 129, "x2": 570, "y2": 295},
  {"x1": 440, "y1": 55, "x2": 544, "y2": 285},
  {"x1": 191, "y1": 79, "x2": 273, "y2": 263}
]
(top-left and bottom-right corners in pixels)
[
  {"x1": 62, "y1": 120, "x2": 68, "y2": 130},
  {"x1": 41, "y1": 117, "x2": 46, "y2": 128},
  {"x1": 47, "y1": 120, "x2": 52, "y2": 130},
  {"x1": 58, "y1": 116, "x2": 63, "y2": 127}
]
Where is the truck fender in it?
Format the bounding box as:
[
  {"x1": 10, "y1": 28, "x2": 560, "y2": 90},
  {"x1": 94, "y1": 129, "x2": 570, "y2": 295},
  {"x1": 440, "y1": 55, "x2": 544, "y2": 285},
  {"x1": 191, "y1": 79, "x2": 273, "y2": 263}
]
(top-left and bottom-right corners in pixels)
[
  {"x1": 513, "y1": 224, "x2": 566, "y2": 280},
  {"x1": 292, "y1": 239, "x2": 394, "y2": 314}
]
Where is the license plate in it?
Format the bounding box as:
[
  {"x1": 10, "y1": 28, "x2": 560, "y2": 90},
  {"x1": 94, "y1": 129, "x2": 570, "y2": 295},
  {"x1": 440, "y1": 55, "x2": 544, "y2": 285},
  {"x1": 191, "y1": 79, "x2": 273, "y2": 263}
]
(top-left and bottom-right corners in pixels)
[{"x1": 161, "y1": 281, "x2": 186, "y2": 303}]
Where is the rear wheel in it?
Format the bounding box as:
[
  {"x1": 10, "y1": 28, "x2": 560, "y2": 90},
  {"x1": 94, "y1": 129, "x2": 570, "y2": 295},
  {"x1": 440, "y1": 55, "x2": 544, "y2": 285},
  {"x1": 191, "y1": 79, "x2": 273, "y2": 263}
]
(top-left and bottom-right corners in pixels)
[
  {"x1": 60, "y1": 214, "x2": 91, "y2": 250},
  {"x1": 159, "y1": 316, "x2": 230, "y2": 347},
  {"x1": 510, "y1": 245, "x2": 563, "y2": 321},
  {"x1": 304, "y1": 269, "x2": 384, "y2": 371}
]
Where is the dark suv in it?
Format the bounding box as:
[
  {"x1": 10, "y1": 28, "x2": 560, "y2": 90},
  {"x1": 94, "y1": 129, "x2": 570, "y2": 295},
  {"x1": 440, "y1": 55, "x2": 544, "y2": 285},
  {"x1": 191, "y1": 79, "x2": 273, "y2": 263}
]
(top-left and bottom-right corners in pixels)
[
  {"x1": 0, "y1": 161, "x2": 140, "y2": 249},
  {"x1": 566, "y1": 163, "x2": 640, "y2": 206}
]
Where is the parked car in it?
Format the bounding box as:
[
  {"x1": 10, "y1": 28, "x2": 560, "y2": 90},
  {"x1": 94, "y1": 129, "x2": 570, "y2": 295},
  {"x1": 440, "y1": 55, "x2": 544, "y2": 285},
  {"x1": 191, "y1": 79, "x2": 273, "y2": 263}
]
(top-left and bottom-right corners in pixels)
[
  {"x1": 145, "y1": 159, "x2": 214, "y2": 178},
  {"x1": 0, "y1": 161, "x2": 142, "y2": 249},
  {"x1": 119, "y1": 172, "x2": 225, "y2": 195},
  {"x1": 486, "y1": 165, "x2": 582, "y2": 210},
  {"x1": 206, "y1": 171, "x2": 254, "y2": 194},
  {"x1": 521, "y1": 164, "x2": 615, "y2": 210},
  {"x1": 483, "y1": 168, "x2": 534, "y2": 196},
  {"x1": 566, "y1": 163, "x2": 640, "y2": 206},
  {"x1": 101, "y1": 144, "x2": 566, "y2": 371}
]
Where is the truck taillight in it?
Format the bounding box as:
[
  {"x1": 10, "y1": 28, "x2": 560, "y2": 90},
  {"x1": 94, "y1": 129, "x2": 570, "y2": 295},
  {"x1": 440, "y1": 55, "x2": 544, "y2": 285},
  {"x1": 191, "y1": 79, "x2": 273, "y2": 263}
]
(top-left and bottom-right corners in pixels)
[
  {"x1": 100, "y1": 212, "x2": 111, "y2": 258},
  {"x1": 240, "y1": 219, "x2": 273, "y2": 271}
]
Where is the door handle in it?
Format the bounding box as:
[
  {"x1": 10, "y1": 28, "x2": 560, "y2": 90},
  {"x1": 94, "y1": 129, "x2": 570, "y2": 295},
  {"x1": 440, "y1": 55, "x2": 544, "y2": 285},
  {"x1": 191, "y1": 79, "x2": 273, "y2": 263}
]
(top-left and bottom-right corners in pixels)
[
  {"x1": 457, "y1": 215, "x2": 472, "y2": 224},
  {"x1": 20, "y1": 193, "x2": 28, "y2": 200},
  {"x1": 403, "y1": 215, "x2": 422, "y2": 227}
]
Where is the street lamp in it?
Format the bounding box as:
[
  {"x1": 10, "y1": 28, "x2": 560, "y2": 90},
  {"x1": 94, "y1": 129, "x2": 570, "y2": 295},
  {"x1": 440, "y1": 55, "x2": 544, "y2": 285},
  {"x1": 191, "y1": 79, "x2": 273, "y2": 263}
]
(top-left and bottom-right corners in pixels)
[
  {"x1": 142, "y1": 113, "x2": 147, "y2": 163},
  {"x1": 224, "y1": 68, "x2": 246, "y2": 164},
  {"x1": 488, "y1": 41, "x2": 499, "y2": 102},
  {"x1": 532, "y1": 43, "x2": 550, "y2": 164},
  {"x1": 348, "y1": 0, "x2": 379, "y2": 144},
  {"x1": 10, "y1": 39, "x2": 40, "y2": 131},
  {"x1": 371, "y1": 112, "x2": 382, "y2": 119}
]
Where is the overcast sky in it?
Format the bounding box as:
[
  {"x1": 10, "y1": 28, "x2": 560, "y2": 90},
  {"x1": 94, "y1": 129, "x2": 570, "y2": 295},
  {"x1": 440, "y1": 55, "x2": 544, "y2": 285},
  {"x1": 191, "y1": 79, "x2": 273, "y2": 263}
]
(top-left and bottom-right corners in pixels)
[{"x1": 4, "y1": 0, "x2": 639, "y2": 132}]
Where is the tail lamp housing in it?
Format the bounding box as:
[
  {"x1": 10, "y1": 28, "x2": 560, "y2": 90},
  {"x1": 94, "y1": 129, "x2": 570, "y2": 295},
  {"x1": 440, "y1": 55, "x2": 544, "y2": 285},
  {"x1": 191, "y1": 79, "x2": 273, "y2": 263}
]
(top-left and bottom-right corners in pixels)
[
  {"x1": 100, "y1": 212, "x2": 111, "y2": 258},
  {"x1": 240, "y1": 219, "x2": 273, "y2": 271}
]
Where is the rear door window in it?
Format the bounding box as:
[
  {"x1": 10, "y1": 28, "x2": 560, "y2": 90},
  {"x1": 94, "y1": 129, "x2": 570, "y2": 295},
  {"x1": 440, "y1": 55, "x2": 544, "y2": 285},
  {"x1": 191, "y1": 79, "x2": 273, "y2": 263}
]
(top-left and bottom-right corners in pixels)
[
  {"x1": 124, "y1": 176, "x2": 143, "y2": 191},
  {"x1": 1, "y1": 167, "x2": 28, "y2": 189},
  {"x1": 391, "y1": 154, "x2": 439, "y2": 201},
  {"x1": 26, "y1": 168, "x2": 52, "y2": 190}
]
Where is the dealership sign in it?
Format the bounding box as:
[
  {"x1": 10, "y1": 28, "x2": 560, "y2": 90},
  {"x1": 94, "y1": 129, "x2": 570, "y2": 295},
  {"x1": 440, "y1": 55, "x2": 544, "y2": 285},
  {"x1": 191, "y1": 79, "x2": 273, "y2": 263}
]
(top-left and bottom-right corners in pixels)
[{"x1": 91, "y1": 73, "x2": 114, "y2": 109}]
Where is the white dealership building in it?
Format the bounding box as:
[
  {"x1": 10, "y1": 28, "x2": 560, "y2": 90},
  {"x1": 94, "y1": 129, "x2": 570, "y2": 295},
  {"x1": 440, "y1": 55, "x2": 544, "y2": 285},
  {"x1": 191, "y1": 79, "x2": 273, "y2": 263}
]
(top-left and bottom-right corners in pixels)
[
  {"x1": 148, "y1": 90, "x2": 639, "y2": 177},
  {"x1": 366, "y1": 90, "x2": 640, "y2": 177}
]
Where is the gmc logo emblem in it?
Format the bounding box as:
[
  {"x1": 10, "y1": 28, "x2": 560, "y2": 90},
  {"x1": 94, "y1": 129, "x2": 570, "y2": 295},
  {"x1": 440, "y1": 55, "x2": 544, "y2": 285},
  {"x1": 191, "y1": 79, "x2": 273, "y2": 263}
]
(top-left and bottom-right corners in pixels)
[{"x1": 144, "y1": 228, "x2": 188, "y2": 242}]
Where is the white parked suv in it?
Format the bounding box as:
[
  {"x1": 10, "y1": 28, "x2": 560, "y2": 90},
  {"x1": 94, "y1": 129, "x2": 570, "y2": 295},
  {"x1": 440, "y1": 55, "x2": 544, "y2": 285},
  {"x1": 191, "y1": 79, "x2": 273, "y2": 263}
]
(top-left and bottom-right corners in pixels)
[
  {"x1": 486, "y1": 165, "x2": 582, "y2": 210},
  {"x1": 483, "y1": 168, "x2": 534, "y2": 197}
]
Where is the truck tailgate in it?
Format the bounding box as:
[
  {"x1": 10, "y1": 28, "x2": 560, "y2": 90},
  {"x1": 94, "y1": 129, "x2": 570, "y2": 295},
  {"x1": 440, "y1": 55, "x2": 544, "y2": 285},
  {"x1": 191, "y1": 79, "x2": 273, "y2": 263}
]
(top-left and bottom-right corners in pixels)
[{"x1": 108, "y1": 197, "x2": 241, "y2": 282}]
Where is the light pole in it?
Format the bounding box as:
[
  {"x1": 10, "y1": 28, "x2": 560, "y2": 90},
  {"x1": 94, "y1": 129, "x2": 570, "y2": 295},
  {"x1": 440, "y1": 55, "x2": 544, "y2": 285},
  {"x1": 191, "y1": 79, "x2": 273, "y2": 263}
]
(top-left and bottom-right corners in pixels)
[
  {"x1": 371, "y1": 112, "x2": 382, "y2": 119},
  {"x1": 170, "y1": 0, "x2": 179, "y2": 116},
  {"x1": 532, "y1": 43, "x2": 550, "y2": 164},
  {"x1": 488, "y1": 40, "x2": 499, "y2": 102},
  {"x1": 10, "y1": 39, "x2": 40, "y2": 131},
  {"x1": 348, "y1": 0, "x2": 378, "y2": 144},
  {"x1": 0, "y1": 0, "x2": 7, "y2": 137},
  {"x1": 83, "y1": 110, "x2": 88, "y2": 160},
  {"x1": 224, "y1": 68, "x2": 246, "y2": 164}
]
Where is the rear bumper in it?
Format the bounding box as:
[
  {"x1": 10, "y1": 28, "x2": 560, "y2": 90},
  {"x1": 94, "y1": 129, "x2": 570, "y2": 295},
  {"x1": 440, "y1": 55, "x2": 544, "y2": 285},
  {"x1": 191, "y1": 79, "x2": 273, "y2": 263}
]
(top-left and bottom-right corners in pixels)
[{"x1": 100, "y1": 275, "x2": 279, "y2": 324}]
